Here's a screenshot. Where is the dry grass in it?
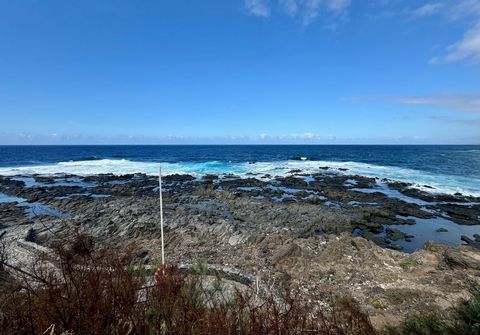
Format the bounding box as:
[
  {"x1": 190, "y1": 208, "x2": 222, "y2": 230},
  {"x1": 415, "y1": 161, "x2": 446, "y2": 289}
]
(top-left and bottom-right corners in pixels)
[{"x1": 0, "y1": 235, "x2": 377, "y2": 335}]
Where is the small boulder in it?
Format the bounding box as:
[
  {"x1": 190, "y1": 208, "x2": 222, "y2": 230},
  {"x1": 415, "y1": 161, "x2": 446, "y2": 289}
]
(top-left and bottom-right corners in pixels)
[
  {"x1": 25, "y1": 228, "x2": 36, "y2": 242},
  {"x1": 272, "y1": 243, "x2": 302, "y2": 265},
  {"x1": 385, "y1": 227, "x2": 407, "y2": 241},
  {"x1": 444, "y1": 248, "x2": 480, "y2": 270}
]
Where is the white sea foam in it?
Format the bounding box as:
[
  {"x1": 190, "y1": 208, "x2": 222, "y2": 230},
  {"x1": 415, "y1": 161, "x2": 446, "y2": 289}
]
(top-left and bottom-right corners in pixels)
[{"x1": 0, "y1": 158, "x2": 479, "y2": 197}]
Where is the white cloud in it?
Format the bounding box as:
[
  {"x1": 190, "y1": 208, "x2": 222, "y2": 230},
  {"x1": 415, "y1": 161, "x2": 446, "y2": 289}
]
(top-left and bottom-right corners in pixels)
[
  {"x1": 301, "y1": 0, "x2": 322, "y2": 25},
  {"x1": 245, "y1": 0, "x2": 271, "y2": 17},
  {"x1": 442, "y1": 22, "x2": 480, "y2": 63},
  {"x1": 432, "y1": 115, "x2": 480, "y2": 126},
  {"x1": 347, "y1": 93, "x2": 480, "y2": 113},
  {"x1": 392, "y1": 93, "x2": 480, "y2": 113},
  {"x1": 325, "y1": 0, "x2": 351, "y2": 12},
  {"x1": 1, "y1": 131, "x2": 476, "y2": 145},
  {"x1": 280, "y1": 0, "x2": 299, "y2": 16},
  {"x1": 409, "y1": 3, "x2": 444, "y2": 17},
  {"x1": 255, "y1": 132, "x2": 336, "y2": 141},
  {"x1": 278, "y1": 0, "x2": 323, "y2": 25},
  {"x1": 243, "y1": 0, "x2": 480, "y2": 64},
  {"x1": 448, "y1": 0, "x2": 480, "y2": 20},
  {"x1": 420, "y1": 0, "x2": 480, "y2": 64},
  {"x1": 251, "y1": 0, "x2": 352, "y2": 25},
  {"x1": 289, "y1": 132, "x2": 318, "y2": 139},
  {"x1": 283, "y1": 0, "x2": 351, "y2": 25}
]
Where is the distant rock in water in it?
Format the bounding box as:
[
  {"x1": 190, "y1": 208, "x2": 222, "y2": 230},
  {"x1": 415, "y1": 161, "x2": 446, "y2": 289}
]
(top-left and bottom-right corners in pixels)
[{"x1": 72, "y1": 156, "x2": 101, "y2": 162}]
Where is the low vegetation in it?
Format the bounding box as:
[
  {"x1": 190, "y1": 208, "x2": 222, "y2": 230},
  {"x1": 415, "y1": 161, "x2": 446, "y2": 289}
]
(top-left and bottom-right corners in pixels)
[
  {"x1": 384, "y1": 287, "x2": 480, "y2": 335},
  {"x1": 0, "y1": 235, "x2": 376, "y2": 335},
  {"x1": 1, "y1": 235, "x2": 479, "y2": 334}
]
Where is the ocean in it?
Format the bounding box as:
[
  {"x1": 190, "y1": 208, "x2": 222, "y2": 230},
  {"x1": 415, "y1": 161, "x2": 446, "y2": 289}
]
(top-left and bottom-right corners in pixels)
[{"x1": 0, "y1": 145, "x2": 479, "y2": 196}]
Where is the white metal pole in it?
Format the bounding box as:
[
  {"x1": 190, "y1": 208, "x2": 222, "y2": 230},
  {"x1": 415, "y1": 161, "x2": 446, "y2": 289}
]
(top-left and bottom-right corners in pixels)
[{"x1": 159, "y1": 166, "x2": 165, "y2": 269}]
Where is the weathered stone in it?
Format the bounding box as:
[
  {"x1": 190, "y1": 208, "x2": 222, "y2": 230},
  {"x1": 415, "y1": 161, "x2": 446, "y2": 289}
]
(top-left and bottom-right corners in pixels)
[
  {"x1": 444, "y1": 248, "x2": 480, "y2": 270},
  {"x1": 272, "y1": 243, "x2": 302, "y2": 265}
]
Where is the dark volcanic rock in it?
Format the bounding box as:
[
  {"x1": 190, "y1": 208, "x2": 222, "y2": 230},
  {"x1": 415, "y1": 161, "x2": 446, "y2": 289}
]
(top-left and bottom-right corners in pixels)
[
  {"x1": 461, "y1": 236, "x2": 480, "y2": 249},
  {"x1": 34, "y1": 176, "x2": 55, "y2": 184},
  {"x1": 220, "y1": 178, "x2": 268, "y2": 190},
  {"x1": 1, "y1": 169, "x2": 479, "y2": 254},
  {"x1": 25, "y1": 228, "x2": 37, "y2": 242},
  {"x1": 0, "y1": 177, "x2": 25, "y2": 193},
  {"x1": 289, "y1": 169, "x2": 303, "y2": 174},
  {"x1": 2, "y1": 171, "x2": 480, "y2": 327},
  {"x1": 385, "y1": 228, "x2": 408, "y2": 241},
  {"x1": 437, "y1": 204, "x2": 480, "y2": 225},
  {"x1": 387, "y1": 181, "x2": 412, "y2": 191},
  {"x1": 202, "y1": 174, "x2": 219, "y2": 182},
  {"x1": 164, "y1": 174, "x2": 196, "y2": 183},
  {"x1": 388, "y1": 243, "x2": 403, "y2": 251},
  {"x1": 361, "y1": 231, "x2": 390, "y2": 245}
]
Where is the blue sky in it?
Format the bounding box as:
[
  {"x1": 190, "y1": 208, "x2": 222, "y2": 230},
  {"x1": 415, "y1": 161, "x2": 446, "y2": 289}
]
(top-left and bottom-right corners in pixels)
[{"x1": 0, "y1": 0, "x2": 479, "y2": 144}]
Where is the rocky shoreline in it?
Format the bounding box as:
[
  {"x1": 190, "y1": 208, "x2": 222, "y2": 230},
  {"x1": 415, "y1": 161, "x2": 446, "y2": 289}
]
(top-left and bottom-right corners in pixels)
[{"x1": 1, "y1": 170, "x2": 480, "y2": 327}]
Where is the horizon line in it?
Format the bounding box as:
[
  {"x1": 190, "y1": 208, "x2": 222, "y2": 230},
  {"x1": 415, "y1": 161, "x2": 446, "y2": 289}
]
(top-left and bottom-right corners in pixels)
[{"x1": 0, "y1": 143, "x2": 479, "y2": 146}]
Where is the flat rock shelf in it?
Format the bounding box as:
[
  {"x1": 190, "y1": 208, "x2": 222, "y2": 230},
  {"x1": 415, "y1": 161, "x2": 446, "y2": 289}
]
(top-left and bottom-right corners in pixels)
[{"x1": 1, "y1": 171, "x2": 480, "y2": 327}]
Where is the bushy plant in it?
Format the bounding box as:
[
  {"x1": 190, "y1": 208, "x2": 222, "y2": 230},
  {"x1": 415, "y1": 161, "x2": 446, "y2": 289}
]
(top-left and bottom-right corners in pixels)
[
  {"x1": 0, "y1": 235, "x2": 377, "y2": 335},
  {"x1": 384, "y1": 287, "x2": 480, "y2": 335}
]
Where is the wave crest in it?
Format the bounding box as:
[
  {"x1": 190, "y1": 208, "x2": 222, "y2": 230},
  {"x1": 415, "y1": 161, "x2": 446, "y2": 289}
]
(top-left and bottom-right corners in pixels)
[{"x1": 0, "y1": 158, "x2": 478, "y2": 197}]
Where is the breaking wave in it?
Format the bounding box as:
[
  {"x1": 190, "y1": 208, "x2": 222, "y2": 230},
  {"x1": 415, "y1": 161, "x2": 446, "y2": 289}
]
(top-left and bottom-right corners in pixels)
[{"x1": 0, "y1": 158, "x2": 479, "y2": 197}]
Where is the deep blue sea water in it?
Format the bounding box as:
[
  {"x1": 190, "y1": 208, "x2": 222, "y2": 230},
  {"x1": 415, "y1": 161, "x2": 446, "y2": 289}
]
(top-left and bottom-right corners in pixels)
[{"x1": 0, "y1": 145, "x2": 479, "y2": 196}]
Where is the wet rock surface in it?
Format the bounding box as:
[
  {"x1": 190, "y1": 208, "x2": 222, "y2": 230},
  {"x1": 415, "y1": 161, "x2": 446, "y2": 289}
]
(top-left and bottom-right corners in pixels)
[
  {"x1": 1, "y1": 172, "x2": 479, "y2": 250},
  {"x1": 1, "y1": 171, "x2": 480, "y2": 327}
]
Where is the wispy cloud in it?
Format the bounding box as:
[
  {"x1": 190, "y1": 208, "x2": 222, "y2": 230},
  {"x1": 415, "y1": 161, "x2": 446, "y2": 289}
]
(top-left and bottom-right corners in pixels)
[
  {"x1": 246, "y1": 0, "x2": 352, "y2": 25},
  {"x1": 326, "y1": 0, "x2": 351, "y2": 12},
  {"x1": 2, "y1": 131, "x2": 478, "y2": 144},
  {"x1": 423, "y1": 0, "x2": 480, "y2": 64},
  {"x1": 432, "y1": 115, "x2": 480, "y2": 126},
  {"x1": 253, "y1": 132, "x2": 478, "y2": 144},
  {"x1": 401, "y1": 0, "x2": 480, "y2": 20},
  {"x1": 407, "y1": 2, "x2": 444, "y2": 18},
  {"x1": 347, "y1": 93, "x2": 480, "y2": 113},
  {"x1": 288, "y1": 0, "x2": 351, "y2": 25},
  {"x1": 0, "y1": 131, "x2": 336, "y2": 145},
  {"x1": 431, "y1": 22, "x2": 480, "y2": 64},
  {"x1": 282, "y1": 0, "x2": 322, "y2": 25},
  {"x1": 243, "y1": 0, "x2": 480, "y2": 63},
  {"x1": 393, "y1": 93, "x2": 480, "y2": 113},
  {"x1": 448, "y1": 0, "x2": 480, "y2": 20},
  {"x1": 256, "y1": 132, "x2": 335, "y2": 141},
  {"x1": 343, "y1": 0, "x2": 480, "y2": 65},
  {"x1": 245, "y1": 0, "x2": 271, "y2": 17}
]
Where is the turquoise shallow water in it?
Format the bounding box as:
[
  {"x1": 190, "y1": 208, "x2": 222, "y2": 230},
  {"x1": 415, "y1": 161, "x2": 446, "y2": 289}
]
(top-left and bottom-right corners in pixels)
[{"x1": 0, "y1": 145, "x2": 479, "y2": 196}]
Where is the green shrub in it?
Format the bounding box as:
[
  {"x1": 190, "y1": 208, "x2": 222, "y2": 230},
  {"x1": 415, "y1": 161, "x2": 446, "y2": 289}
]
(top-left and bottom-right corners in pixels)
[{"x1": 385, "y1": 287, "x2": 480, "y2": 335}]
